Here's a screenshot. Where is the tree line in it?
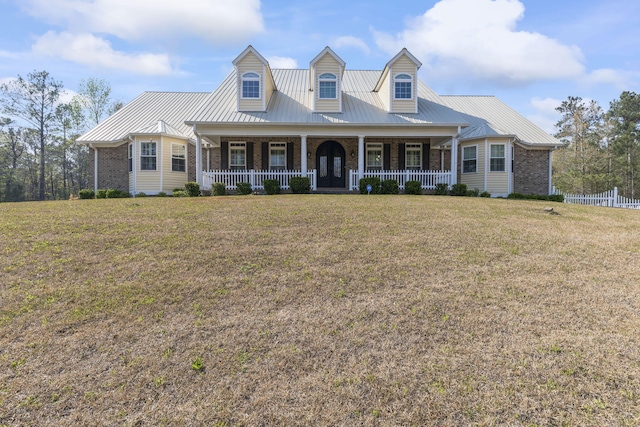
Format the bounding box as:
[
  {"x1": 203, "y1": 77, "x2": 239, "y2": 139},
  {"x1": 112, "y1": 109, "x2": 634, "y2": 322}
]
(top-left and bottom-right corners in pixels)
[
  {"x1": 553, "y1": 92, "x2": 640, "y2": 198},
  {"x1": 0, "y1": 72, "x2": 120, "y2": 202}
]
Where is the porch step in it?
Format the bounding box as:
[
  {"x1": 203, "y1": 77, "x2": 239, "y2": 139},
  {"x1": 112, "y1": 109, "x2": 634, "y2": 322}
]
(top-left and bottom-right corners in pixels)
[{"x1": 313, "y1": 187, "x2": 357, "y2": 194}]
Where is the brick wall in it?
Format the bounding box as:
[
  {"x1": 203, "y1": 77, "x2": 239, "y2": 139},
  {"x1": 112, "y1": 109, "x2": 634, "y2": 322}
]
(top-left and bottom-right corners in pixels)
[
  {"x1": 188, "y1": 144, "x2": 197, "y2": 182},
  {"x1": 89, "y1": 145, "x2": 129, "y2": 191},
  {"x1": 514, "y1": 145, "x2": 550, "y2": 195}
]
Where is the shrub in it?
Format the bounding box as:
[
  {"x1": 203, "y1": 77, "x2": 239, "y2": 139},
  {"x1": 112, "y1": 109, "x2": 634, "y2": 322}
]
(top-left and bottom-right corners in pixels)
[
  {"x1": 96, "y1": 189, "x2": 107, "y2": 199},
  {"x1": 236, "y1": 182, "x2": 253, "y2": 195},
  {"x1": 450, "y1": 183, "x2": 468, "y2": 196},
  {"x1": 78, "y1": 189, "x2": 95, "y2": 199},
  {"x1": 404, "y1": 180, "x2": 422, "y2": 195},
  {"x1": 381, "y1": 179, "x2": 399, "y2": 195},
  {"x1": 548, "y1": 194, "x2": 564, "y2": 203},
  {"x1": 434, "y1": 183, "x2": 449, "y2": 195},
  {"x1": 184, "y1": 182, "x2": 200, "y2": 197},
  {"x1": 135, "y1": 192, "x2": 147, "y2": 197},
  {"x1": 289, "y1": 176, "x2": 311, "y2": 194},
  {"x1": 466, "y1": 188, "x2": 480, "y2": 197},
  {"x1": 507, "y1": 193, "x2": 526, "y2": 200},
  {"x1": 172, "y1": 190, "x2": 187, "y2": 197},
  {"x1": 359, "y1": 177, "x2": 381, "y2": 194},
  {"x1": 157, "y1": 192, "x2": 167, "y2": 197},
  {"x1": 105, "y1": 189, "x2": 130, "y2": 198},
  {"x1": 212, "y1": 182, "x2": 226, "y2": 196},
  {"x1": 507, "y1": 193, "x2": 564, "y2": 203},
  {"x1": 263, "y1": 179, "x2": 281, "y2": 195},
  {"x1": 480, "y1": 191, "x2": 491, "y2": 198}
]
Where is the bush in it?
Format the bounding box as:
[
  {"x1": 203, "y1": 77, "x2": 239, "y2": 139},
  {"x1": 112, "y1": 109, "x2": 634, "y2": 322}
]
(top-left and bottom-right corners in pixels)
[
  {"x1": 434, "y1": 183, "x2": 449, "y2": 195},
  {"x1": 507, "y1": 193, "x2": 564, "y2": 203},
  {"x1": 184, "y1": 182, "x2": 200, "y2": 197},
  {"x1": 450, "y1": 183, "x2": 468, "y2": 196},
  {"x1": 404, "y1": 180, "x2": 422, "y2": 195},
  {"x1": 236, "y1": 182, "x2": 253, "y2": 195},
  {"x1": 172, "y1": 190, "x2": 187, "y2": 197},
  {"x1": 548, "y1": 194, "x2": 564, "y2": 203},
  {"x1": 105, "y1": 189, "x2": 130, "y2": 198},
  {"x1": 212, "y1": 182, "x2": 226, "y2": 196},
  {"x1": 507, "y1": 193, "x2": 526, "y2": 200},
  {"x1": 466, "y1": 188, "x2": 480, "y2": 197},
  {"x1": 480, "y1": 191, "x2": 491, "y2": 198},
  {"x1": 135, "y1": 192, "x2": 147, "y2": 197},
  {"x1": 359, "y1": 177, "x2": 381, "y2": 194},
  {"x1": 289, "y1": 176, "x2": 311, "y2": 194},
  {"x1": 380, "y1": 179, "x2": 399, "y2": 195},
  {"x1": 157, "y1": 192, "x2": 167, "y2": 197},
  {"x1": 78, "y1": 189, "x2": 95, "y2": 199},
  {"x1": 263, "y1": 179, "x2": 281, "y2": 195},
  {"x1": 96, "y1": 189, "x2": 107, "y2": 199}
]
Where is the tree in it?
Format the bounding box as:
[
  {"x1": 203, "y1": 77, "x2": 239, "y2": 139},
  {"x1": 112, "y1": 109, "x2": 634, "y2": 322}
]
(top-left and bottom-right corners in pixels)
[
  {"x1": 1, "y1": 71, "x2": 63, "y2": 200},
  {"x1": 0, "y1": 118, "x2": 27, "y2": 201},
  {"x1": 608, "y1": 91, "x2": 640, "y2": 199},
  {"x1": 73, "y1": 77, "x2": 113, "y2": 127}
]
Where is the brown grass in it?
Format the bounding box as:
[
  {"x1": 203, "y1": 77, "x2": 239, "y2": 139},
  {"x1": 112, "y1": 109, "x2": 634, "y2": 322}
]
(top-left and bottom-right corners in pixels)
[{"x1": 1, "y1": 195, "x2": 639, "y2": 426}]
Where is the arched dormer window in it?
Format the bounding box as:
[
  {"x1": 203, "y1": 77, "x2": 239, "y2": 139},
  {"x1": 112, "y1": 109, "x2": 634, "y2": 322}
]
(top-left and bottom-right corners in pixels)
[
  {"x1": 394, "y1": 73, "x2": 412, "y2": 99},
  {"x1": 318, "y1": 73, "x2": 337, "y2": 99},
  {"x1": 241, "y1": 72, "x2": 261, "y2": 99}
]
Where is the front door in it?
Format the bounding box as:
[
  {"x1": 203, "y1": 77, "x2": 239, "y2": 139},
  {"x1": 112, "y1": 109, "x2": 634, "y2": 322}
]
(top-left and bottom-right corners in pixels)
[{"x1": 316, "y1": 140, "x2": 346, "y2": 188}]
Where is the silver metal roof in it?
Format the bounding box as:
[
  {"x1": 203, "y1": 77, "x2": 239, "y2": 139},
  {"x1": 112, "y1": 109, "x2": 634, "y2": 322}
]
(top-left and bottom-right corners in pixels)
[{"x1": 77, "y1": 91, "x2": 210, "y2": 144}]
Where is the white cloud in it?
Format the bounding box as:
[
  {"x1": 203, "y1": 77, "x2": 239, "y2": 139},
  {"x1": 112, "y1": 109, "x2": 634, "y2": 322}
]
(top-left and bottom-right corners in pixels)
[
  {"x1": 22, "y1": 0, "x2": 264, "y2": 44},
  {"x1": 373, "y1": 0, "x2": 584, "y2": 84},
  {"x1": 527, "y1": 97, "x2": 562, "y2": 134},
  {"x1": 583, "y1": 69, "x2": 632, "y2": 89},
  {"x1": 32, "y1": 32, "x2": 176, "y2": 76},
  {"x1": 59, "y1": 89, "x2": 78, "y2": 105},
  {"x1": 267, "y1": 56, "x2": 298, "y2": 69},
  {"x1": 333, "y1": 36, "x2": 370, "y2": 55}
]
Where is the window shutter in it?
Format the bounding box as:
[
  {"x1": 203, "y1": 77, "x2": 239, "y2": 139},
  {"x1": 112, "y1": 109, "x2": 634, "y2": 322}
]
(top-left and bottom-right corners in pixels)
[
  {"x1": 398, "y1": 143, "x2": 405, "y2": 170},
  {"x1": 422, "y1": 143, "x2": 430, "y2": 170},
  {"x1": 383, "y1": 144, "x2": 391, "y2": 170},
  {"x1": 221, "y1": 141, "x2": 228, "y2": 169},
  {"x1": 287, "y1": 142, "x2": 294, "y2": 170},
  {"x1": 261, "y1": 142, "x2": 269, "y2": 170},
  {"x1": 246, "y1": 142, "x2": 254, "y2": 169}
]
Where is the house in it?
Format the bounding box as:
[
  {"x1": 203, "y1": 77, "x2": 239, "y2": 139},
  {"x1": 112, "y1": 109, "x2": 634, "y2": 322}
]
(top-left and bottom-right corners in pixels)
[{"x1": 77, "y1": 46, "x2": 561, "y2": 196}]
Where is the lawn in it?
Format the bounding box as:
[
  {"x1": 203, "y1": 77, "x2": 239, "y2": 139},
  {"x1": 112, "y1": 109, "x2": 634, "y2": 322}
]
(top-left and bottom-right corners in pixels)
[{"x1": 1, "y1": 195, "x2": 639, "y2": 426}]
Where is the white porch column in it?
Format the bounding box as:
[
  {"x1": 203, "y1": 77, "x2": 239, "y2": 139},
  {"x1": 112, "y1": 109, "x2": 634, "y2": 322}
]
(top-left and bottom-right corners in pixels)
[
  {"x1": 300, "y1": 135, "x2": 307, "y2": 177},
  {"x1": 196, "y1": 135, "x2": 203, "y2": 185},
  {"x1": 450, "y1": 136, "x2": 458, "y2": 185},
  {"x1": 358, "y1": 135, "x2": 365, "y2": 181}
]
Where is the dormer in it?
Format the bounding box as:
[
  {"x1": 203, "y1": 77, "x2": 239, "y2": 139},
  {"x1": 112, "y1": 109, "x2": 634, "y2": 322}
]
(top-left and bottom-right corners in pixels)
[
  {"x1": 232, "y1": 46, "x2": 277, "y2": 112},
  {"x1": 374, "y1": 48, "x2": 422, "y2": 114},
  {"x1": 309, "y1": 47, "x2": 346, "y2": 113}
]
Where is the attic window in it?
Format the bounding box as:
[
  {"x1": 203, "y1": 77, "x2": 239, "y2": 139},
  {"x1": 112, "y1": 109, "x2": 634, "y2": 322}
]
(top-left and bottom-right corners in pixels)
[
  {"x1": 394, "y1": 74, "x2": 412, "y2": 99},
  {"x1": 241, "y1": 72, "x2": 261, "y2": 99},
  {"x1": 318, "y1": 73, "x2": 337, "y2": 99}
]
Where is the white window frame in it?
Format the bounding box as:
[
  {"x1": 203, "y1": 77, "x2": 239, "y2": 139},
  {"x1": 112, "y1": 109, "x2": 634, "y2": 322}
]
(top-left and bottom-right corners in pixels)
[
  {"x1": 171, "y1": 143, "x2": 186, "y2": 173},
  {"x1": 490, "y1": 144, "x2": 506, "y2": 172},
  {"x1": 140, "y1": 141, "x2": 157, "y2": 171},
  {"x1": 269, "y1": 142, "x2": 287, "y2": 170},
  {"x1": 318, "y1": 73, "x2": 337, "y2": 99},
  {"x1": 462, "y1": 145, "x2": 477, "y2": 174},
  {"x1": 366, "y1": 143, "x2": 383, "y2": 170},
  {"x1": 128, "y1": 142, "x2": 133, "y2": 172},
  {"x1": 406, "y1": 143, "x2": 422, "y2": 170},
  {"x1": 241, "y1": 72, "x2": 261, "y2": 99},
  {"x1": 394, "y1": 73, "x2": 413, "y2": 100},
  {"x1": 229, "y1": 141, "x2": 246, "y2": 170}
]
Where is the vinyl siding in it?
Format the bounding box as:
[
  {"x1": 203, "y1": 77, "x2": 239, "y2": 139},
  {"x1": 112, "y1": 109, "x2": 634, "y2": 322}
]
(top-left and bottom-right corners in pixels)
[
  {"x1": 162, "y1": 137, "x2": 189, "y2": 192},
  {"x1": 486, "y1": 139, "x2": 509, "y2": 194},
  {"x1": 460, "y1": 142, "x2": 484, "y2": 191},
  {"x1": 390, "y1": 55, "x2": 417, "y2": 113},
  {"x1": 134, "y1": 137, "x2": 161, "y2": 193},
  {"x1": 378, "y1": 71, "x2": 390, "y2": 111},
  {"x1": 314, "y1": 54, "x2": 342, "y2": 113},
  {"x1": 236, "y1": 51, "x2": 265, "y2": 112}
]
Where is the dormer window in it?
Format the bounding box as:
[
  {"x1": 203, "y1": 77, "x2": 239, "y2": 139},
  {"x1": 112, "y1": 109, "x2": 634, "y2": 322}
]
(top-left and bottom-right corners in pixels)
[
  {"x1": 394, "y1": 74, "x2": 412, "y2": 99},
  {"x1": 318, "y1": 73, "x2": 337, "y2": 99},
  {"x1": 241, "y1": 72, "x2": 261, "y2": 99}
]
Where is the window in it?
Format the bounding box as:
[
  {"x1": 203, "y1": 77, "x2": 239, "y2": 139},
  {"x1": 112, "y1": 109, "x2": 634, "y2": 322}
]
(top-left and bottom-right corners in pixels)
[
  {"x1": 394, "y1": 74, "x2": 412, "y2": 99},
  {"x1": 406, "y1": 143, "x2": 422, "y2": 169},
  {"x1": 229, "y1": 142, "x2": 246, "y2": 170},
  {"x1": 128, "y1": 143, "x2": 133, "y2": 172},
  {"x1": 172, "y1": 144, "x2": 186, "y2": 172},
  {"x1": 318, "y1": 73, "x2": 337, "y2": 99},
  {"x1": 366, "y1": 143, "x2": 383, "y2": 170},
  {"x1": 241, "y1": 72, "x2": 260, "y2": 99},
  {"x1": 140, "y1": 141, "x2": 157, "y2": 171},
  {"x1": 490, "y1": 144, "x2": 505, "y2": 172},
  {"x1": 462, "y1": 146, "x2": 477, "y2": 173},
  {"x1": 269, "y1": 143, "x2": 286, "y2": 170}
]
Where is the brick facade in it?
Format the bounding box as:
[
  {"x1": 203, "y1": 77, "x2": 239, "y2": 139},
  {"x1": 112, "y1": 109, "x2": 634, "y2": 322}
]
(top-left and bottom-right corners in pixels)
[
  {"x1": 513, "y1": 145, "x2": 550, "y2": 195},
  {"x1": 89, "y1": 145, "x2": 129, "y2": 191},
  {"x1": 188, "y1": 144, "x2": 197, "y2": 183}
]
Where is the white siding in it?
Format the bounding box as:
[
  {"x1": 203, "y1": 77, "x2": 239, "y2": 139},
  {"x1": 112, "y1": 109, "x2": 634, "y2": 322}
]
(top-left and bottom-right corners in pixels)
[
  {"x1": 486, "y1": 139, "x2": 509, "y2": 194},
  {"x1": 135, "y1": 137, "x2": 161, "y2": 193},
  {"x1": 236, "y1": 52, "x2": 266, "y2": 112},
  {"x1": 162, "y1": 137, "x2": 189, "y2": 192},
  {"x1": 460, "y1": 142, "x2": 484, "y2": 192},
  {"x1": 390, "y1": 55, "x2": 417, "y2": 113},
  {"x1": 313, "y1": 54, "x2": 342, "y2": 113}
]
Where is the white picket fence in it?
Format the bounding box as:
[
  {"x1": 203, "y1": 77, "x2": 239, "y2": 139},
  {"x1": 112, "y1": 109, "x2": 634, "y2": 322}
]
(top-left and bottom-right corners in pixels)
[
  {"x1": 553, "y1": 187, "x2": 640, "y2": 209},
  {"x1": 202, "y1": 170, "x2": 317, "y2": 190},
  {"x1": 348, "y1": 170, "x2": 453, "y2": 190}
]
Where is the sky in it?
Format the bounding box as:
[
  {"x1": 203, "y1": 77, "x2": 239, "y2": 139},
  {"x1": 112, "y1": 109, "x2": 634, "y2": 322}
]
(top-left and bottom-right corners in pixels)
[{"x1": 1, "y1": 0, "x2": 639, "y2": 134}]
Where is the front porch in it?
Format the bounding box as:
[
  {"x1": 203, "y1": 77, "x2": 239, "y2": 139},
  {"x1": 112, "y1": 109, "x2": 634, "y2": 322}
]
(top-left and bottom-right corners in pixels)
[{"x1": 201, "y1": 169, "x2": 453, "y2": 192}]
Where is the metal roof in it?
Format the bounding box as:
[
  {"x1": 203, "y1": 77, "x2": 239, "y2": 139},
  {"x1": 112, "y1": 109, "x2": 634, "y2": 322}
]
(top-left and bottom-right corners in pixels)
[
  {"x1": 441, "y1": 95, "x2": 561, "y2": 147},
  {"x1": 77, "y1": 91, "x2": 210, "y2": 144}
]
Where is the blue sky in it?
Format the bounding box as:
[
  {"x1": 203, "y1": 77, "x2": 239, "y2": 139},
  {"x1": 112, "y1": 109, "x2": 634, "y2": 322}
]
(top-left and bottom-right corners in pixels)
[{"x1": 1, "y1": 0, "x2": 638, "y2": 133}]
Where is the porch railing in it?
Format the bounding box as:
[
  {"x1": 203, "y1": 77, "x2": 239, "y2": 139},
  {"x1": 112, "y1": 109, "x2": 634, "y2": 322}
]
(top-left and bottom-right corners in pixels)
[
  {"x1": 348, "y1": 170, "x2": 453, "y2": 190},
  {"x1": 202, "y1": 170, "x2": 317, "y2": 191}
]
